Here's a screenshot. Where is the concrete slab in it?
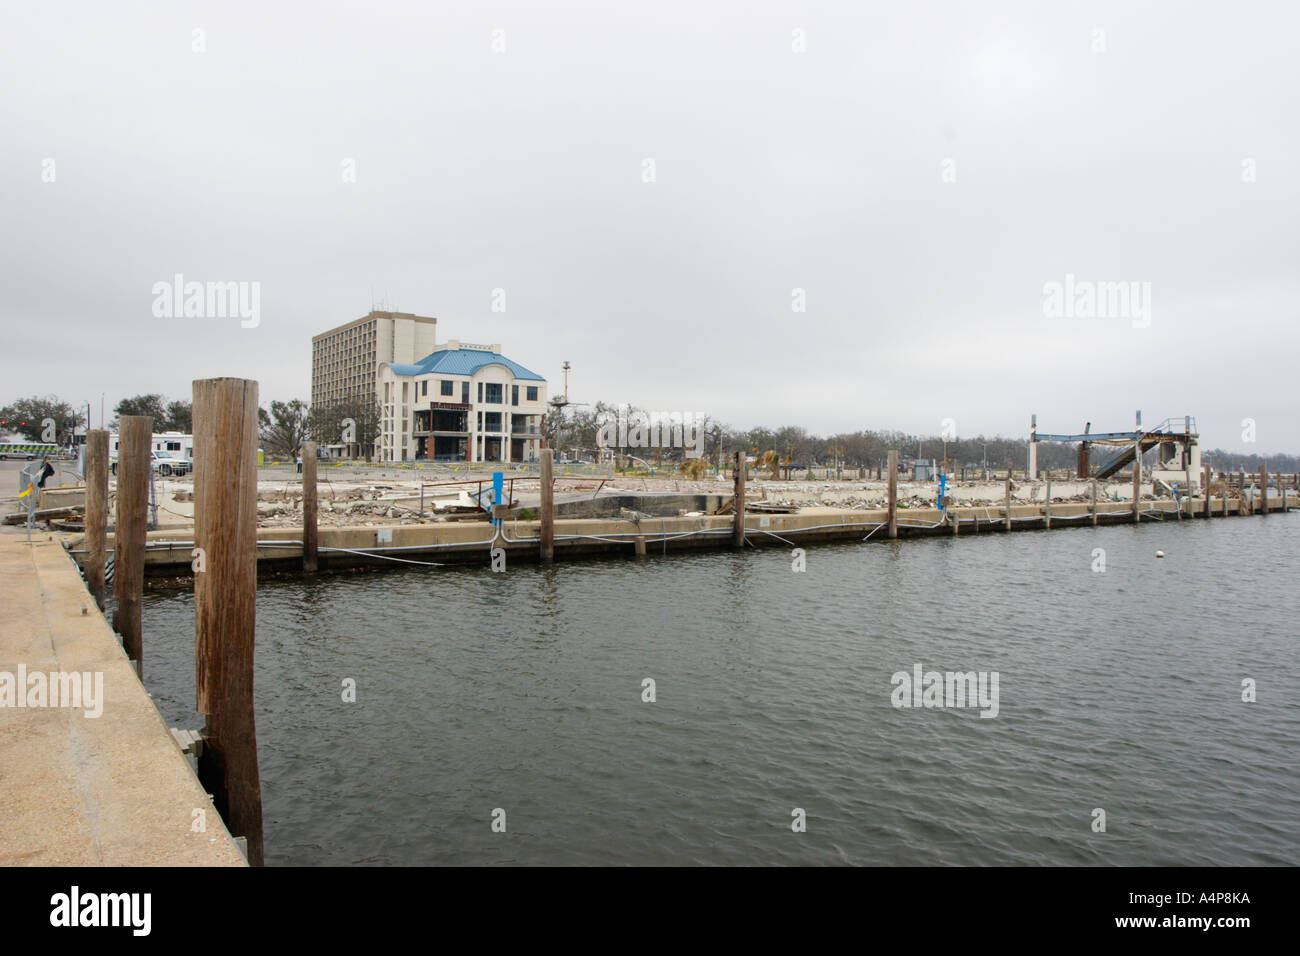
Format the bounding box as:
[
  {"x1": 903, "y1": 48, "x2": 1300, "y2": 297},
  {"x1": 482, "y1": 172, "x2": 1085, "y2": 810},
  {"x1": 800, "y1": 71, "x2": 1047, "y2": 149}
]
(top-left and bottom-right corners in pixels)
[{"x1": 0, "y1": 533, "x2": 246, "y2": 866}]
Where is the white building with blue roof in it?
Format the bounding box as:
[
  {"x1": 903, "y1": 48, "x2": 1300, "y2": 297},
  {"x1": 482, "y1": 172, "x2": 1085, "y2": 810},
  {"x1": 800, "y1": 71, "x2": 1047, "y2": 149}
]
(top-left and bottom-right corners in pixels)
[{"x1": 378, "y1": 339, "x2": 547, "y2": 463}]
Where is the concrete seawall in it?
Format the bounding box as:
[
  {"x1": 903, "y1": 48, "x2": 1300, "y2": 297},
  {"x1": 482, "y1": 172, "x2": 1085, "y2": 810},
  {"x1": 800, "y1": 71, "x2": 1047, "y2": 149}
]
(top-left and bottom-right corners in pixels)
[
  {"x1": 0, "y1": 533, "x2": 246, "y2": 865},
  {"x1": 73, "y1": 494, "x2": 1293, "y2": 577}
]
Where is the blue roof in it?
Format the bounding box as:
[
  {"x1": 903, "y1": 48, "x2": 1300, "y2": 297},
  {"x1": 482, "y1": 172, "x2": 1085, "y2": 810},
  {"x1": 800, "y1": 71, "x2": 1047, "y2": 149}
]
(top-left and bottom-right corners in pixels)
[{"x1": 387, "y1": 348, "x2": 546, "y2": 382}]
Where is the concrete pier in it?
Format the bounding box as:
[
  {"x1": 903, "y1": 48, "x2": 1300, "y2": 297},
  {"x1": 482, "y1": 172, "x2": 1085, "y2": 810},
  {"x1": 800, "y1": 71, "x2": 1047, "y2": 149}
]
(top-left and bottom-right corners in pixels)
[
  {"x1": 0, "y1": 533, "x2": 245, "y2": 866},
  {"x1": 68, "y1": 492, "x2": 1294, "y2": 577}
]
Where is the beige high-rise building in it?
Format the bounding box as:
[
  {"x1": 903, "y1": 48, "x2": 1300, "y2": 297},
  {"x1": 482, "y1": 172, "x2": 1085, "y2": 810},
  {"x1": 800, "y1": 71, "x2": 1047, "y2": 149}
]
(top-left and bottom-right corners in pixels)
[{"x1": 310, "y1": 311, "x2": 439, "y2": 408}]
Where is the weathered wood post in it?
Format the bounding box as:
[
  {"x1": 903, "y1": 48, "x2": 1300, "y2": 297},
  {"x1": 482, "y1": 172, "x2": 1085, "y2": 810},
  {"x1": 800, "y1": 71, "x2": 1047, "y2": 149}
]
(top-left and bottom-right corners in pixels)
[
  {"x1": 887, "y1": 450, "x2": 898, "y2": 539},
  {"x1": 302, "y1": 441, "x2": 318, "y2": 573},
  {"x1": 84, "y1": 429, "x2": 109, "y2": 611},
  {"x1": 1004, "y1": 477, "x2": 1012, "y2": 531},
  {"x1": 1203, "y1": 464, "x2": 1211, "y2": 519},
  {"x1": 540, "y1": 449, "x2": 554, "y2": 563},
  {"x1": 733, "y1": 451, "x2": 746, "y2": 548},
  {"x1": 1044, "y1": 479, "x2": 1052, "y2": 529},
  {"x1": 1259, "y1": 465, "x2": 1268, "y2": 515},
  {"x1": 1222, "y1": 473, "x2": 1229, "y2": 516},
  {"x1": 193, "y1": 378, "x2": 264, "y2": 867},
  {"x1": 1090, "y1": 479, "x2": 1098, "y2": 526},
  {"x1": 112, "y1": 415, "x2": 151, "y2": 674},
  {"x1": 1131, "y1": 445, "x2": 1141, "y2": 523},
  {"x1": 634, "y1": 535, "x2": 646, "y2": 556}
]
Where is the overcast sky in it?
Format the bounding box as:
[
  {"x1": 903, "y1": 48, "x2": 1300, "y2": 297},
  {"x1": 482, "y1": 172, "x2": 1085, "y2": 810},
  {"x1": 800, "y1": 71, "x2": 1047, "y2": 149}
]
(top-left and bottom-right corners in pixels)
[{"x1": 3, "y1": 1, "x2": 1296, "y2": 452}]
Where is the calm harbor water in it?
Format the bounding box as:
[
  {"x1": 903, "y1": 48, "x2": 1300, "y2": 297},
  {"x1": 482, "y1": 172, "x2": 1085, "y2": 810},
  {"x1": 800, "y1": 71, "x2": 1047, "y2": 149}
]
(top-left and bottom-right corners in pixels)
[{"x1": 140, "y1": 516, "x2": 1300, "y2": 866}]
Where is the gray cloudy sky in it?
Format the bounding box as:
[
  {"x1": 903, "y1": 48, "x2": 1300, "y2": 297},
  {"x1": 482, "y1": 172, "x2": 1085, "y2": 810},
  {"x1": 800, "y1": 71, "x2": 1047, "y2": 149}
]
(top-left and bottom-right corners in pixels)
[{"x1": 3, "y1": 0, "x2": 1297, "y2": 452}]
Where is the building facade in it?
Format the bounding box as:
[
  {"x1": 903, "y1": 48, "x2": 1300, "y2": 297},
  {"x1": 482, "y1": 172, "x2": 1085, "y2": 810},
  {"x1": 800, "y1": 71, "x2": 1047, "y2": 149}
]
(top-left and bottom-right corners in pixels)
[
  {"x1": 311, "y1": 311, "x2": 439, "y2": 409},
  {"x1": 377, "y1": 340, "x2": 546, "y2": 463}
]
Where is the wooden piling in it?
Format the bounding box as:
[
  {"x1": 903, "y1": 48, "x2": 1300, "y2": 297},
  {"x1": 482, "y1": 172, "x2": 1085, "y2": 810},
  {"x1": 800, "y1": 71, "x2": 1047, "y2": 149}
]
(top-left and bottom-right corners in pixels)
[
  {"x1": 1090, "y1": 479, "x2": 1098, "y2": 526},
  {"x1": 112, "y1": 415, "x2": 151, "y2": 674},
  {"x1": 540, "y1": 449, "x2": 554, "y2": 563},
  {"x1": 1044, "y1": 479, "x2": 1052, "y2": 529},
  {"x1": 733, "y1": 451, "x2": 746, "y2": 548},
  {"x1": 302, "y1": 441, "x2": 318, "y2": 573},
  {"x1": 84, "y1": 429, "x2": 109, "y2": 611},
  {"x1": 1203, "y1": 465, "x2": 1211, "y2": 519},
  {"x1": 1259, "y1": 465, "x2": 1268, "y2": 515},
  {"x1": 887, "y1": 450, "x2": 898, "y2": 539},
  {"x1": 634, "y1": 535, "x2": 646, "y2": 556},
  {"x1": 193, "y1": 378, "x2": 264, "y2": 867},
  {"x1": 1131, "y1": 445, "x2": 1141, "y2": 523},
  {"x1": 1004, "y1": 478, "x2": 1012, "y2": 531}
]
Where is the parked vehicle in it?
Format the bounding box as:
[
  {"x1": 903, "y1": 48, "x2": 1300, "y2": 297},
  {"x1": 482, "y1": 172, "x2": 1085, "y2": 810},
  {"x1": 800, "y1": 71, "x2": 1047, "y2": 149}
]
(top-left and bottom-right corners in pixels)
[{"x1": 0, "y1": 441, "x2": 58, "y2": 460}]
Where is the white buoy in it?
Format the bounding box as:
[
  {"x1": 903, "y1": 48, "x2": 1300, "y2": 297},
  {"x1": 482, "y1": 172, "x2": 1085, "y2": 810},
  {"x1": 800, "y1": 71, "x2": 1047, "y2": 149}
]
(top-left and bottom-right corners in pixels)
[{"x1": 1156, "y1": 550, "x2": 1165, "y2": 558}]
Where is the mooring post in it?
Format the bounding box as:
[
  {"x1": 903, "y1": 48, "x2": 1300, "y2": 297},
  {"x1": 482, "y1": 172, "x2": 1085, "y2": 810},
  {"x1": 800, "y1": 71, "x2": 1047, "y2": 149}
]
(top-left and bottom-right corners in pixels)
[
  {"x1": 1203, "y1": 464, "x2": 1211, "y2": 519},
  {"x1": 540, "y1": 449, "x2": 554, "y2": 563},
  {"x1": 112, "y1": 415, "x2": 150, "y2": 674},
  {"x1": 1044, "y1": 479, "x2": 1052, "y2": 529},
  {"x1": 1090, "y1": 479, "x2": 1098, "y2": 526},
  {"x1": 1004, "y1": 477, "x2": 1012, "y2": 531},
  {"x1": 733, "y1": 451, "x2": 746, "y2": 548},
  {"x1": 1131, "y1": 445, "x2": 1141, "y2": 523},
  {"x1": 84, "y1": 429, "x2": 109, "y2": 611},
  {"x1": 193, "y1": 377, "x2": 264, "y2": 867},
  {"x1": 634, "y1": 535, "x2": 646, "y2": 556},
  {"x1": 302, "y1": 441, "x2": 318, "y2": 573},
  {"x1": 887, "y1": 450, "x2": 898, "y2": 539},
  {"x1": 1222, "y1": 473, "x2": 1229, "y2": 516},
  {"x1": 1259, "y1": 465, "x2": 1268, "y2": 515}
]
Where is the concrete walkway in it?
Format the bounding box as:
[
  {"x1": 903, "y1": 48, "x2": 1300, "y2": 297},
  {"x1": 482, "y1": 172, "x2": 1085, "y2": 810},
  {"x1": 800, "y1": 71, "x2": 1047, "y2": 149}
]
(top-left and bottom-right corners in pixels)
[{"x1": 0, "y1": 531, "x2": 245, "y2": 865}]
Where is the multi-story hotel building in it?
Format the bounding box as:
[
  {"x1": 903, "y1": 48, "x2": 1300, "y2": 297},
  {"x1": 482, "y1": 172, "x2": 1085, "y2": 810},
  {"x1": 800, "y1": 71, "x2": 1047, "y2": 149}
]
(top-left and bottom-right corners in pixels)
[
  {"x1": 310, "y1": 311, "x2": 439, "y2": 408},
  {"x1": 377, "y1": 340, "x2": 547, "y2": 463}
]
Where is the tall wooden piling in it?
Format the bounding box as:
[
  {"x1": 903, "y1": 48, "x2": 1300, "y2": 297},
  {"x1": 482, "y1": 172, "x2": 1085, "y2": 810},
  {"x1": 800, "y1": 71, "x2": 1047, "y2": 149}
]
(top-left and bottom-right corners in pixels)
[
  {"x1": 302, "y1": 441, "x2": 318, "y2": 573},
  {"x1": 1090, "y1": 479, "x2": 1098, "y2": 526},
  {"x1": 1044, "y1": 479, "x2": 1052, "y2": 529},
  {"x1": 1004, "y1": 478, "x2": 1012, "y2": 531},
  {"x1": 112, "y1": 416, "x2": 151, "y2": 674},
  {"x1": 84, "y1": 429, "x2": 109, "y2": 611},
  {"x1": 1203, "y1": 465, "x2": 1211, "y2": 519},
  {"x1": 887, "y1": 450, "x2": 898, "y2": 539},
  {"x1": 1259, "y1": 465, "x2": 1268, "y2": 515},
  {"x1": 193, "y1": 378, "x2": 264, "y2": 867},
  {"x1": 1131, "y1": 446, "x2": 1141, "y2": 523},
  {"x1": 540, "y1": 449, "x2": 554, "y2": 563},
  {"x1": 733, "y1": 451, "x2": 746, "y2": 548}
]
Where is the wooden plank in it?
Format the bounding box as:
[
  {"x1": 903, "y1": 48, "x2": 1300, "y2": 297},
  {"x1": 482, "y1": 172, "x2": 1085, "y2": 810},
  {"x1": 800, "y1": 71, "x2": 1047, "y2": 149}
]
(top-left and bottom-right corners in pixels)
[{"x1": 193, "y1": 377, "x2": 264, "y2": 867}]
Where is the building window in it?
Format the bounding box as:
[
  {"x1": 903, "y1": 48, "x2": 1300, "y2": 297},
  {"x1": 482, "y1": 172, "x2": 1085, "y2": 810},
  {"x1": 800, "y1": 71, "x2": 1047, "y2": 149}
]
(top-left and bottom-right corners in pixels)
[
  {"x1": 478, "y1": 382, "x2": 483, "y2": 403},
  {"x1": 527, "y1": 386, "x2": 538, "y2": 401},
  {"x1": 422, "y1": 380, "x2": 428, "y2": 397},
  {"x1": 512, "y1": 385, "x2": 519, "y2": 406},
  {"x1": 441, "y1": 380, "x2": 453, "y2": 397},
  {"x1": 461, "y1": 381, "x2": 469, "y2": 404},
  {"x1": 484, "y1": 383, "x2": 502, "y2": 404}
]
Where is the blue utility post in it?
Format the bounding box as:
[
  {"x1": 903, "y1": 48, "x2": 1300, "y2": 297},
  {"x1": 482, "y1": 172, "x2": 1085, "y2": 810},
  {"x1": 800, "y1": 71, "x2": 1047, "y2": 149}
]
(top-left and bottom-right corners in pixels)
[
  {"x1": 492, "y1": 471, "x2": 503, "y2": 527},
  {"x1": 938, "y1": 473, "x2": 948, "y2": 511}
]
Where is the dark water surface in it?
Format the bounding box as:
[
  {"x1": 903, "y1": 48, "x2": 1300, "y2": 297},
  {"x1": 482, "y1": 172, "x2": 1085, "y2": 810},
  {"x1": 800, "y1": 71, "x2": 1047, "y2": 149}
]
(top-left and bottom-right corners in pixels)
[{"x1": 140, "y1": 516, "x2": 1300, "y2": 865}]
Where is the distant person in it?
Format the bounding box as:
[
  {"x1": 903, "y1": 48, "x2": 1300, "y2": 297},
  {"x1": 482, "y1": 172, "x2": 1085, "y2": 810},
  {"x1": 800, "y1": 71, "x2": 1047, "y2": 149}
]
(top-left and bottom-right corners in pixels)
[
  {"x1": 36, "y1": 457, "x2": 55, "y2": 488},
  {"x1": 296, "y1": 454, "x2": 303, "y2": 474}
]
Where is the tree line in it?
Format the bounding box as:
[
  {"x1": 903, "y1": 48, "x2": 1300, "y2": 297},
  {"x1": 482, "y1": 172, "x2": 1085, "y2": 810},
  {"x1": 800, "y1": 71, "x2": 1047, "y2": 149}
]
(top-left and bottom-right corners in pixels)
[{"x1": 6, "y1": 391, "x2": 1299, "y2": 471}]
